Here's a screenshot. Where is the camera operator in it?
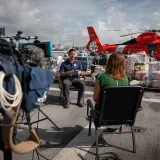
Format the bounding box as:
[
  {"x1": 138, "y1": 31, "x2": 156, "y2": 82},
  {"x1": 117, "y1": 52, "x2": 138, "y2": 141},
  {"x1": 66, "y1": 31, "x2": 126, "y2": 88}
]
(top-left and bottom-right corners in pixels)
[{"x1": 59, "y1": 49, "x2": 85, "y2": 108}]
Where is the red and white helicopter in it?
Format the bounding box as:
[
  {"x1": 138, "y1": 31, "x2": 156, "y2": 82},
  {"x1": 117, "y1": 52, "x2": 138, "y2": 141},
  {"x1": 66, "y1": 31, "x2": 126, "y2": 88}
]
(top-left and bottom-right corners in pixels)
[{"x1": 86, "y1": 26, "x2": 160, "y2": 60}]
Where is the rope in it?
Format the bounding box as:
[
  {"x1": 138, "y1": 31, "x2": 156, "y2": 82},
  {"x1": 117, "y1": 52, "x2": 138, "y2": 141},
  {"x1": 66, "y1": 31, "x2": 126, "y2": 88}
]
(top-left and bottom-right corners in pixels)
[{"x1": 0, "y1": 71, "x2": 22, "y2": 111}]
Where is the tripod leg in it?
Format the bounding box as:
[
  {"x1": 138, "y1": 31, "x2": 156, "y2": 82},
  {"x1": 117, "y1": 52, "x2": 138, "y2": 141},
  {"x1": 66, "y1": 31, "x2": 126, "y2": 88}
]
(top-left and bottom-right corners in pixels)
[
  {"x1": 36, "y1": 108, "x2": 40, "y2": 134},
  {"x1": 38, "y1": 108, "x2": 62, "y2": 131},
  {"x1": 36, "y1": 149, "x2": 51, "y2": 160},
  {"x1": 35, "y1": 149, "x2": 41, "y2": 160},
  {"x1": 32, "y1": 150, "x2": 35, "y2": 160}
]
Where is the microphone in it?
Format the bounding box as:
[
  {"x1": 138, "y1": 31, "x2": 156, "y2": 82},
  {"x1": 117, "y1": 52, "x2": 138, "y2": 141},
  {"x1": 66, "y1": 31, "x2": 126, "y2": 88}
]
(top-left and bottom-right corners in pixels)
[{"x1": 87, "y1": 99, "x2": 93, "y2": 109}]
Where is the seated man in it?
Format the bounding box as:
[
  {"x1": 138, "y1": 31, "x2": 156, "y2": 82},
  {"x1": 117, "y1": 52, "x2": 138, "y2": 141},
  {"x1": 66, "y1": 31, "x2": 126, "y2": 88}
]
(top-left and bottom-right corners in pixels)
[{"x1": 59, "y1": 49, "x2": 85, "y2": 108}]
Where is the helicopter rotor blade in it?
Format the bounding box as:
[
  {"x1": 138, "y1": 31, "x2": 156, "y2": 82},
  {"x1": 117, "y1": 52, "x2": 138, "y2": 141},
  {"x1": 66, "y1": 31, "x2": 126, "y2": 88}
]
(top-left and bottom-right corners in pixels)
[
  {"x1": 147, "y1": 29, "x2": 160, "y2": 32},
  {"x1": 104, "y1": 28, "x2": 160, "y2": 37},
  {"x1": 104, "y1": 29, "x2": 134, "y2": 31},
  {"x1": 120, "y1": 32, "x2": 143, "y2": 37}
]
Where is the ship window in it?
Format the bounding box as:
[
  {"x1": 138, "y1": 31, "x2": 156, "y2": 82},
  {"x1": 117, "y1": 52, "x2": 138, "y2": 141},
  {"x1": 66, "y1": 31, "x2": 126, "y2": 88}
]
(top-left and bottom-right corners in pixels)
[{"x1": 147, "y1": 44, "x2": 158, "y2": 50}]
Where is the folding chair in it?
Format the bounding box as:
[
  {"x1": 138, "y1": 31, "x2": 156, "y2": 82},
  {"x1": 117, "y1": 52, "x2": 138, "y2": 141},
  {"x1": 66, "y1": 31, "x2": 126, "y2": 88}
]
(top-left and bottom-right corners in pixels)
[
  {"x1": 86, "y1": 86, "x2": 144, "y2": 159},
  {"x1": 59, "y1": 76, "x2": 85, "y2": 105}
]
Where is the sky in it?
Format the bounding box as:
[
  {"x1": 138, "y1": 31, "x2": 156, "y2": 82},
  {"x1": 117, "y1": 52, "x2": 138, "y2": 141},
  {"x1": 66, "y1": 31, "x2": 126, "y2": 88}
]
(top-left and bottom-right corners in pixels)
[{"x1": 0, "y1": 0, "x2": 160, "y2": 47}]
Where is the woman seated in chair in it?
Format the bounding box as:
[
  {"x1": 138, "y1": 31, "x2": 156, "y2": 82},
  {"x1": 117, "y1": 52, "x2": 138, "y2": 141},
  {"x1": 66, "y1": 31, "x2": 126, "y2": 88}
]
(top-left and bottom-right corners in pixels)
[
  {"x1": 93, "y1": 52, "x2": 130, "y2": 104},
  {"x1": 93, "y1": 52, "x2": 131, "y2": 132}
]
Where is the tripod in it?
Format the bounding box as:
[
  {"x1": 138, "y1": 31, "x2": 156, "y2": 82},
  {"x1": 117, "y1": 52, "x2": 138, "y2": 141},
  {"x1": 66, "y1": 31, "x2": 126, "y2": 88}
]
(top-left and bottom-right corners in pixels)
[
  {"x1": 30, "y1": 102, "x2": 63, "y2": 160},
  {"x1": 30, "y1": 102, "x2": 62, "y2": 132}
]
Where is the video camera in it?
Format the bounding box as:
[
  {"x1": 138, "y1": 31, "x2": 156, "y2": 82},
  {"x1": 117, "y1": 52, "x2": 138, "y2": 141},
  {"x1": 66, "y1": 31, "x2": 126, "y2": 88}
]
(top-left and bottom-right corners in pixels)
[
  {"x1": 0, "y1": 30, "x2": 53, "y2": 114},
  {"x1": 0, "y1": 31, "x2": 54, "y2": 159},
  {"x1": 1, "y1": 31, "x2": 53, "y2": 68}
]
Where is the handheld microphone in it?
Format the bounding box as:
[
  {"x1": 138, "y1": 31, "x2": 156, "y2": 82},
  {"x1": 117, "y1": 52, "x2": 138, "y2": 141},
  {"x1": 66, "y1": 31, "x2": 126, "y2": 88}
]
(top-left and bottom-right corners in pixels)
[{"x1": 86, "y1": 99, "x2": 94, "y2": 108}]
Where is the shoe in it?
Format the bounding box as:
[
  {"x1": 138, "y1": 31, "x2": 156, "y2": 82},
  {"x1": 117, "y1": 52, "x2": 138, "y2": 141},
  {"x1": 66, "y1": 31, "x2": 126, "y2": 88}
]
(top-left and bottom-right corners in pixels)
[
  {"x1": 64, "y1": 101, "x2": 70, "y2": 108},
  {"x1": 77, "y1": 102, "x2": 84, "y2": 107}
]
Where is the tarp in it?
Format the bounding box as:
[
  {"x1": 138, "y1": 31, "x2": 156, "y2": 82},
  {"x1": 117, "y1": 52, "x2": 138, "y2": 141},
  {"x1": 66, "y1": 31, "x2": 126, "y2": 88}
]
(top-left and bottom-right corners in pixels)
[{"x1": 0, "y1": 55, "x2": 53, "y2": 113}]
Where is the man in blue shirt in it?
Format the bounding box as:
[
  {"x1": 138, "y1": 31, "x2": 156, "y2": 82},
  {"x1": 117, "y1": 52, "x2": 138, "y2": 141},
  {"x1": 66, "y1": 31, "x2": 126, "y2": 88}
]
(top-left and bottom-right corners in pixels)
[{"x1": 59, "y1": 49, "x2": 85, "y2": 108}]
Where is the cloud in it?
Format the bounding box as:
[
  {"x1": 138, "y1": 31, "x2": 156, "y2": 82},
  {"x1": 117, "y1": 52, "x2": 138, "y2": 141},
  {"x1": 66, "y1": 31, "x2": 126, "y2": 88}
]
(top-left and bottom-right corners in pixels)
[
  {"x1": 0, "y1": 0, "x2": 160, "y2": 47},
  {"x1": 0, "y1": 0, "x2": 66, "y2": 42},
  {"x1": 87, "y1": 0, "x2": 160, "y2": 45},
  {"x1": 152, "y1": 12, "x2": 160, "y2": 28}
]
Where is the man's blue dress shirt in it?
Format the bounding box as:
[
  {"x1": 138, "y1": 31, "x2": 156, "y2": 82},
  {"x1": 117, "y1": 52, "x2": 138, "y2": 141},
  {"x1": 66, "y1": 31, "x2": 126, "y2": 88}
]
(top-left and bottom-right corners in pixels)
[{"x1": 59, "y1": 59, "x2": 82, "y2": 78}]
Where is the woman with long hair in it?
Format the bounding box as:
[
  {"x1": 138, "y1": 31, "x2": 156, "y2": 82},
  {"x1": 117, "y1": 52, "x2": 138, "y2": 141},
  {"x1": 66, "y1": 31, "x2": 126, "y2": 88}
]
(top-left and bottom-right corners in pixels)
[
  {"x1": 93, "y1": 52, "x2": 130, "y2": 104},
  {"x1": 91, "y1": 52, "x2": 131, "y2": 132}
]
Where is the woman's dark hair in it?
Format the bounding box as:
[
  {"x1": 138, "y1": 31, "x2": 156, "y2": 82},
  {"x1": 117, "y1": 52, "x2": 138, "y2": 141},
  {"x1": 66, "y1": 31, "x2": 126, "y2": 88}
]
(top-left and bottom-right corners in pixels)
[{"x1": 106, "y1": 52, "x2": 126, "y2": 80}]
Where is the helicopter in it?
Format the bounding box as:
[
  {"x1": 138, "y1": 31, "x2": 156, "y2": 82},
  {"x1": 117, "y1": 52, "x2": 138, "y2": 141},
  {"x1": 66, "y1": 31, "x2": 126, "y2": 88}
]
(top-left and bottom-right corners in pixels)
[{"x1": 86, "y1": 26, "x2": 160, "y2": 60}]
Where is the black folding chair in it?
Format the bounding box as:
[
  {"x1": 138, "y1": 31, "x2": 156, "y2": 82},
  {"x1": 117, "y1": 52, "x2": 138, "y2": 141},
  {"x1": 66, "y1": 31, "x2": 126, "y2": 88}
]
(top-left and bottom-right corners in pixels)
[
  {"x1": 86, "y1": 86, "x2": 144, "y2": 159},
  {"x1": 59, "y1": 76, "x2": 85, "y2": 105}
]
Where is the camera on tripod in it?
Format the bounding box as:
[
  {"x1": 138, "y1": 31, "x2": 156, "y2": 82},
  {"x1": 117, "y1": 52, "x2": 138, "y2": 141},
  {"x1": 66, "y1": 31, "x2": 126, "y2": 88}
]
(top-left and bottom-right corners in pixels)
[{"x1": 0, "y1": 31, "x2": 54, "y2": 160}]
